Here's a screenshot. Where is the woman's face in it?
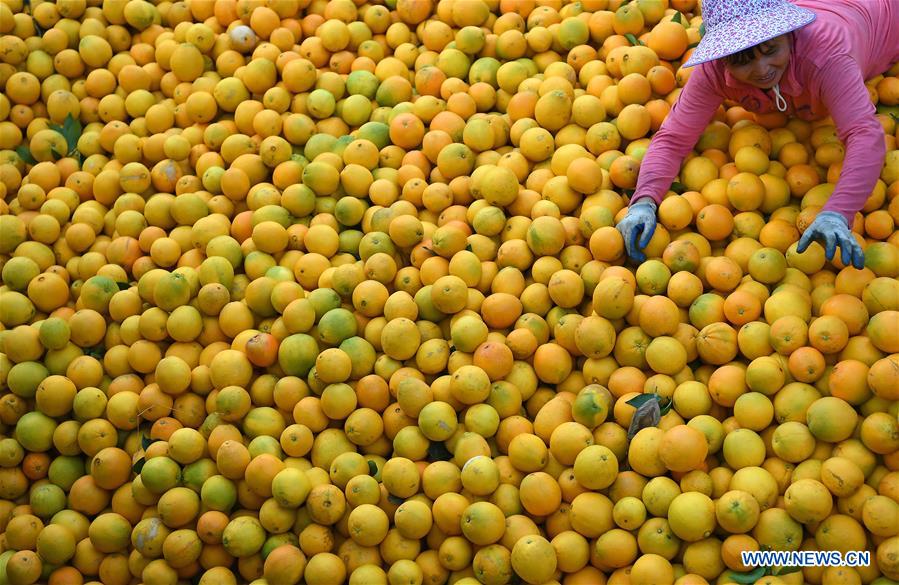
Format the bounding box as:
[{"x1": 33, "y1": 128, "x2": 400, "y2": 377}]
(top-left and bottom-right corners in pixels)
[{"x1": 724, "y1": 35, "x2": 792, "y2": 89}]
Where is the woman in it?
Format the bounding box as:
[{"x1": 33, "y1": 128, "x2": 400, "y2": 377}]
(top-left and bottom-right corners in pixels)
[{"x1": 616, "y1": 0, "x2": 899, "y2": 268}]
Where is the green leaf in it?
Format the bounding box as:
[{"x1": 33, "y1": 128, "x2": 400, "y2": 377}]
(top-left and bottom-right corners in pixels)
[
  {"x1": 774, "y1": 566, "x2": 802, "y2": 576},
  {"x1": 116, "y1": 281, "x2": 130, "y2": 291},
  {"x1": 626, "y1": 393, "x2": 659, "y2": 409},
  {"x1": 699, "y1": 22, "x2": 706, "y2": 38},
  {"x1": 890, "y1": 112, "x2": 899, "y2": 123},
  {"x1": 141, "y1": 435, "x2": 158, "y2": 450},
  {"x1": 672, "y1": 12, "x2": 682, "y2": 24},
  {"x1": 367, "y1": 460, "x2": 378, "y2": 476},
  {"x1": 658, "y1": 397, "x2": 673, "y2": 416},
  {"x1": 62, "y1": 114, "x2": 82, "y2": 153},
  {"x1": 387, "y1": 494, "x2": 404, "y2": 505},
  {"x1": 14, "y1": 146, "x2": 36, "y2": 165},
  {"x1": 671, "y1": 181, "x2": 687, "y2": 194},
  {"x1": 624, "y1": 33, "x2": 643, "y2": 46},
  {"x1": 85, "y1": 345, "x2": 106, "y2": 359},
  {"x1": 687, "y1": 42, "x2": 700, "y2": 49},
  {"x1": 132, "y1": 458, "x2": 146, "y2": 474},
  {"x1": 428, "y1": 441, "x2": 453, "y2": 462},
  {"x1": 731, "y1": 567, "x2": 767, "y2": 584},
  {"x1": 50, "y1": 147, "x2": 64, "y2": 161},
  {"x1": 64, "y1": 113, "x2": 80, "y2": 133}
]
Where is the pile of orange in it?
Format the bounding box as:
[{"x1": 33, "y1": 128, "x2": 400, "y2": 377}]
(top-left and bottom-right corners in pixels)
[{"x1": 1, "y1": 0, "x2": 898, "y2": 584}]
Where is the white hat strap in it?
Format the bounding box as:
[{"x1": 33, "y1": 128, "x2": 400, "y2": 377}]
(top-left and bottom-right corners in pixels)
[{"x1": 772, "y1": 83, "x2": 788, "y2": 112}]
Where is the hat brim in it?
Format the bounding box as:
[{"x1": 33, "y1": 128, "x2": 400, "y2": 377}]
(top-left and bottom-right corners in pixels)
[{"x1": 683, "y1": 6, "x2": 816, "y2": 68}]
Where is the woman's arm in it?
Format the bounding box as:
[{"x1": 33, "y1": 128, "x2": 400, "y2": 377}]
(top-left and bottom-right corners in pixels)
[
  {"x1": 631, "y1": 64, "x2": 725, "y2": 205},
  {"x1": 816, "y1": 55, "x2": 886, "y2": 223}
]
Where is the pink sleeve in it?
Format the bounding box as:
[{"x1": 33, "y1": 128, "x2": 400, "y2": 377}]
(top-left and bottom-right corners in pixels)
[
  {"x1": 815, "y1": 55, "x2": 886, "y2": 224},
  {"x1": 631, "y1": 64, "x2": 725, "y2": 205}
]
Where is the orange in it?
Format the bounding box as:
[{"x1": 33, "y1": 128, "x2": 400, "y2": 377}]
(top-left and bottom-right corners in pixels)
[
  {"x1": 783, "y1": 478, "x2": 833, "y2": 524},
  {"x1": 263, "y1": 545, "x2": 307, "y2": 585},
  {"x1": 647, "y1": 21, "x2": 688, "y2": 60},
  {"x1": 511, "y1": 535, "x2": 557, "y2": 585},
  {"x1": 868, "y1": 355, "x2": 899, "y2": 400},
  {"x1": 785, "y1": 345, "x2": 824, "y2": 383},
  {"x1": 519, "y1": 471, "x2": 562, "y2": 516},
  {"x1": 459, "y1": 501, "x2": 505, "y2": 546},
  {"x1": 696, "y1": 322, "x2": 738, "y2": 366},
  {"x1": 90, "y1": 447, "x2": 132, "y2": 490},
  {"x1": 723, "y1": 290, "x2": 762, "y2": 326},
  {"x1": 658, "y1": 425, "x2": 708, "y2": 473},
  {"x1": 628, "y1": 427, "x2": 666, "y2": 477},
  {"x1": 695, "y1": 204, "x2": 734, "y2": 241},
  {"x1": 663, "y1": 240, "x2": 702, "y2": 273},
  {"x1": 726, "y1": 172, "x2": 765, "y2": 211},
  {"x1": 638, "y1": 295, "x2": 680, "y2": 337},
  {"x1": 868, "y1": 310, "x2": 899, "y2": 352},
  {"x1": 592, "y1": 277, "x2": 635, "y2": 319},
  {"x1": 722, "y1": 428, "x2": 766, "y2": 469},
  {"x1": 716, "y1": 490, "x2": 760, "y2": 534},
  {"x1": 572, "y1": 444, "x2": 618, "y2": 490},
  {"x1": 806, "y1": 397, "x2": 858, "y2": 445},
  {"x1": 645, "y1": 336, "x2": 688, "y2": 375},
  {"x1": 668, "y1": 491, "x2": 716, "y2": 542}
]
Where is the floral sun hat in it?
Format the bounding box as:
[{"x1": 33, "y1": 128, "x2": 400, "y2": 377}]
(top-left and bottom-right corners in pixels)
[{"x1": 683, "y1": 0, "x2": 816, "y2": 68}]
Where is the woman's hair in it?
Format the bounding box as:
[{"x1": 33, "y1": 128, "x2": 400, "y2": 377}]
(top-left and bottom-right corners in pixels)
[
  {"x1": 723, "y1": 46, "x2": 759, "y2": 67},
  {"x1": 723, "y1": 38, "x2": 783, "y2": 67}
]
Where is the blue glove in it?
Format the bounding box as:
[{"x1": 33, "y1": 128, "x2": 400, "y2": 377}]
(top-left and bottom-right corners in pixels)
[
  {"x1": 616, "y1": 199, "x2": 658, "y2": 263},
  {"x1": 797, "y1": 211, "x2": 865, "y2": 269}
]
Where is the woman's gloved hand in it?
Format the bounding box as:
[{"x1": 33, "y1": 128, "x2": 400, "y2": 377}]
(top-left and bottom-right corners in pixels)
[
  {"x1": 797, "y1": 211, "x2": 865, "y2": 269},
  {"x1": 616, "y1": 199, "x2": 658, "y2": 263}
]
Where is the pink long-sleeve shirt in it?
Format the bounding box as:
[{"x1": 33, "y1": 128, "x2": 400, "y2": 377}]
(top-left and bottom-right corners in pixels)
[{"x1": 632, "y1": 0, "x2": 899, "y2": 223}]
